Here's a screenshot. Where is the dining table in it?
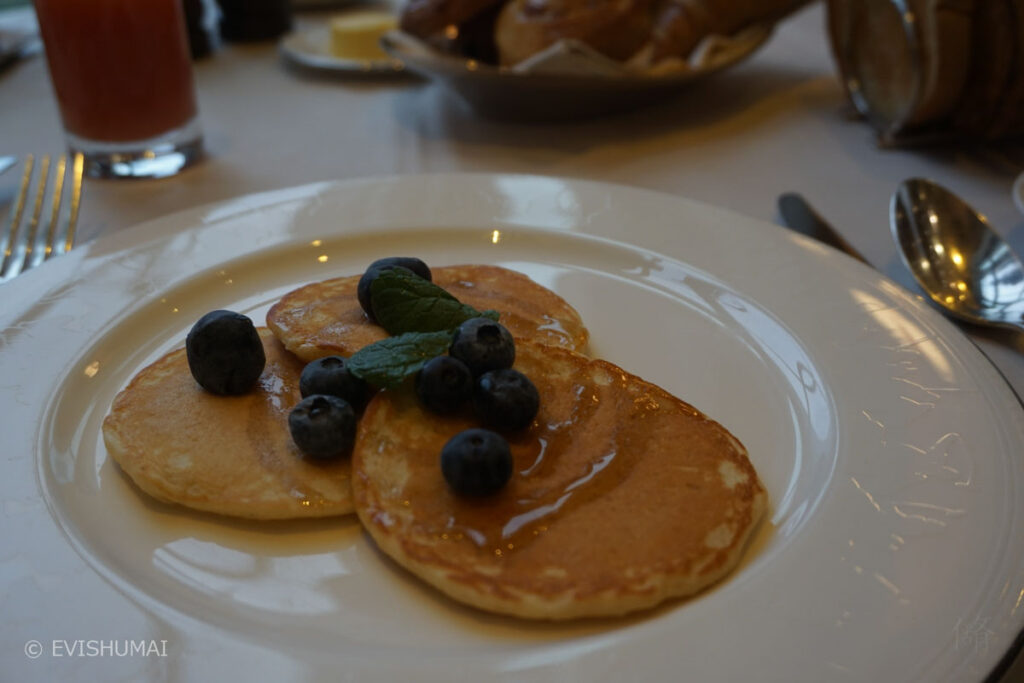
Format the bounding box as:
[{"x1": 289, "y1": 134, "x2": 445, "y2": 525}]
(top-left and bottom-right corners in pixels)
[{"x1": 2, "y1": 1, "x2": 1023, "y2": 681}]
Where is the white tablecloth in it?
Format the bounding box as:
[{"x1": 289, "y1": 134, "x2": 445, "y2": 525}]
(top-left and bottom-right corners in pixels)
[{"x1": 2, "y1": 3, "x2": 1023, "y2": 679}]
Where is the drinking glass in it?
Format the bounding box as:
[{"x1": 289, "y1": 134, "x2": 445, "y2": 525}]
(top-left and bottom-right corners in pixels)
[{"x1": 33, "y1": 0, "x2": 204, "y2": 179}]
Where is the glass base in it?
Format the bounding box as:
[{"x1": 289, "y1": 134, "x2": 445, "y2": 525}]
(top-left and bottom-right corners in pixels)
[{"x1": 67, "y1": 118, "x2": 204, "y2": 180}]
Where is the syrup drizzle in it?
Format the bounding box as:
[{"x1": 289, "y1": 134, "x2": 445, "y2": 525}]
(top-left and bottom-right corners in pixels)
[
  {"x1": 244, "y1": 339, "x2": 333, "y2": 506},
  {"x1": 401, "y1": 372, "x2": 657, "y2": 554}
]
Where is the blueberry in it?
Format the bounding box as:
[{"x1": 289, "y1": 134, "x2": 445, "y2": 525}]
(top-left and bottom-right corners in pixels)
[
  {"x1": 474, "y1": 368, "x2": 540, "y2": 431},
  {"x1": 415, "y1": 355, "x2": 473, "y2": 413},
  {"x1": 185, "y1": 310, "x2": 266, "y2": 395},
  {"x1": 440, "y1": 428, "x2": 513, "y2": 496},
  {"x1": 449, "y1": 317, "x2": 515, "y2": 377},
  {"x1": 299, "y1": 356, "x2": 369, "y2": 411},
  {"x1": 357, "y1": 257, "x2": 432, "y2": 320},
  {"x1": 288, "y1": 395, "x2": 356, "y2": 460}
]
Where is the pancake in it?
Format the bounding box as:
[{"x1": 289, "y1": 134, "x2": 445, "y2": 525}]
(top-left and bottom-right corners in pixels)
[
  {"x1": 102, "y1": 329, "x2": 355, "y2": 519},
  {"x1": 352, "y1": 340, "x2": 767, "y2": 619},
  {"x1": 267, "y1": 264, "x2": 589, "y2": 362}
]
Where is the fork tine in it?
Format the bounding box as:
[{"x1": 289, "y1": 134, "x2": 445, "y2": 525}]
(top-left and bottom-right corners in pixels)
[
  {"x1": 16, "y1": 155, "x2": 52, "y2": 273},
  {"x1": 1, "y1": 153, "x2": 84, "y2": 282},
  {"x1": 0, "y1": 155, "x2": 35, "y2": 281},
  {"x1": 30, "y1": 155, "x2": 67, "y2": 270},
  {"x1": 2, "y1": 155, "x2": 51, "y2": 281},
  {"x1": 60, "y1": 152, "x2": 84, "y2": 255}
]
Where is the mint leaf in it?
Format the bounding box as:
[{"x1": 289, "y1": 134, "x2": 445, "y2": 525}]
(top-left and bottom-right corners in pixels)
[
  {"x1": 370, "y1": 268, "x2": 498, "y2": 335},
  {"x1": 348, "y1": 330, "x2": 453, "y2": 389}
]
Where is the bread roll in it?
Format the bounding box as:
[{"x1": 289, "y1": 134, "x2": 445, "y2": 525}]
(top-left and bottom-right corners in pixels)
[
  {"x1": 651, "y1": 0, "x2": 812, "y2": 61},
  {"x1": 494, "y1": 0, "x2": 657, "y2": 66},
  {"x1": 400, "y1": 0, "x2": 504, "y2": 43}
]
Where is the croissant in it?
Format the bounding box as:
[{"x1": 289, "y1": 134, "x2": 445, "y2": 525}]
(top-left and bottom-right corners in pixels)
[{"x1": 494, "y1": 0, "x2": 658, "y2": 66}]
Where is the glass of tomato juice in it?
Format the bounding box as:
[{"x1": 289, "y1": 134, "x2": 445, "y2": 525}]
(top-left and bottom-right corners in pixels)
[{"x1": 32, "y1": 0, "x2": 204, "y2": 179}]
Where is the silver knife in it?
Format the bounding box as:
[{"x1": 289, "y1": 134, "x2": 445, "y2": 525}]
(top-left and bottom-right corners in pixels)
[
  {"x1": 777, "y1": 193, "x2": 869, "y2": 265},
  {"x1": 0, "y1": 156, "x2": 15, "y2": 177}
]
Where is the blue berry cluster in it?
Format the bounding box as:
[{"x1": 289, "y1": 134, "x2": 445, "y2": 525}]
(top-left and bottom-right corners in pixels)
[
  {"x1": 185, "y1": 257, "x2": 542, "y2": 482},
  {"x1": 417, "y1": 316, "x2": 541, "y2": 497},
  {"x1": 285, "y1": 257, "x2": 431, "y2": 460},
  {"x1": 288, "y1": 355, "x2": 369, "y2": 460}
]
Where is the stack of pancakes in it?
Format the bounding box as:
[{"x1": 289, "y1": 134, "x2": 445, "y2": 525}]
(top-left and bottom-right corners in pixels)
[{"x1": 103, "y1": 263, "x2": 766, "y2": 620}]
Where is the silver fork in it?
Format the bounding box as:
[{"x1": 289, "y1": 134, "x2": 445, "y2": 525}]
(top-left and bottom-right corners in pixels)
[{"x1": 0, "y1": 153, "x2": 84, "y2": 283}]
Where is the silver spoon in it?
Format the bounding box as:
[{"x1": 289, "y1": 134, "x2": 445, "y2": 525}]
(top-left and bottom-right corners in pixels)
[{"x1": 891, "y1": 178, "x2": 1024, "y2": 334}]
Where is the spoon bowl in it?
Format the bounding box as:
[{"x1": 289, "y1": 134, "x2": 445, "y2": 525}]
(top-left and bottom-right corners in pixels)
[{"x1": 891, "y1": 178, "x2": 1024, "y2": 334}]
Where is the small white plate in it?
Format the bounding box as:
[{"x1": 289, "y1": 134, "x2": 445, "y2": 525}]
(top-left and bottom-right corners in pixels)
[
  {"x1": 2, "y1": 175, "x2": 1023, "y2": 681},
  {"x1": 279, "y1": 25, "x2": 410, "y2": 76}
]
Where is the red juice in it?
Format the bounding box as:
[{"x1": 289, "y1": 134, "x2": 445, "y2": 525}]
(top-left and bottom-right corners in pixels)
[{"x1": 34, "y1": 0, "x2": 198, "y2": 143}]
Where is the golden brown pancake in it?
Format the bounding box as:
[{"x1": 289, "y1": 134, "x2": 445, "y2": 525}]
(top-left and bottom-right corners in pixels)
[
  {"x1": 352, "y1": 340, "x2": 767, "y2": 619},
  {"x1": 266, "y1": 264, "x2": 589, "y2": 362},
  {"x1": 102, "y1": 329, "x2": 355, "y2": 519}
]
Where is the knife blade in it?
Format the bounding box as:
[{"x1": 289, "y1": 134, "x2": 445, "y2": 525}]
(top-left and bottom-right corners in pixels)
[{"x1": 777, "y1": 193, "x2": 869, "y2": 265}]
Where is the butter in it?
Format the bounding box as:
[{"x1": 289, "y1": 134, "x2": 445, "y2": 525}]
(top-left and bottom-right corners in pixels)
[{"x1": 329, "y1": 10, "x2": 397, "y2": 60}]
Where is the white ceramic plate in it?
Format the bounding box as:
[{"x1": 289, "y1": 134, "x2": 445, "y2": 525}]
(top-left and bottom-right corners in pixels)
[
  {"x1": 2, "y1": 175, "x2": 1023, "y2": 682},
  {"x1": 280, "y1": 24, "x2": 410, "y2": 76}
]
